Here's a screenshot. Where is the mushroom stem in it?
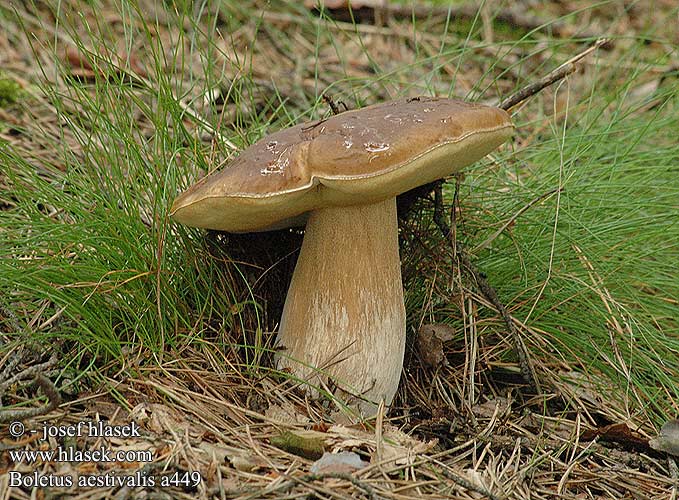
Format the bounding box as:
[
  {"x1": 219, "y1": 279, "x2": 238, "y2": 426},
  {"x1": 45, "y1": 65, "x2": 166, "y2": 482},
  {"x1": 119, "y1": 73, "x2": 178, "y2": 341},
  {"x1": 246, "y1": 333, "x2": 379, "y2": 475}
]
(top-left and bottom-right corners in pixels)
[{"x1": 276, "y1": 197, "x2": 405, "y2": 414}]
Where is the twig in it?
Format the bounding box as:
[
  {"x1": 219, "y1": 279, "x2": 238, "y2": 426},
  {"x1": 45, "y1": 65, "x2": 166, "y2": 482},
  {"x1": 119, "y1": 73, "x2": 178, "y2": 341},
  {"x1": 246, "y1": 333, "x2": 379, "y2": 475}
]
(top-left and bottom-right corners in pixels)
[
  {"x1": 433, "y1": 182, "x2": 542, "y2": 396},
  {"x1": 0, "y1": 374, "x2": 62, "y2": 423},
  {"x1": 0, "y1": 355, "x2": 59, "y2": 394},
  {"x1": 0, "y1": 347, "x2": 24, "y2": 386},
  {"x1": 424, "y1": 41, "x2": 609, "y2": 395},
  {"x1": 499, "y1": 38, "x2": 610, "y2": 111},
  {"x1": 481, "y1": 433, "x2": 661, "y2": 472},
  {"x1": 322, "y1": 93, "x2": 348, "y2": 115}
]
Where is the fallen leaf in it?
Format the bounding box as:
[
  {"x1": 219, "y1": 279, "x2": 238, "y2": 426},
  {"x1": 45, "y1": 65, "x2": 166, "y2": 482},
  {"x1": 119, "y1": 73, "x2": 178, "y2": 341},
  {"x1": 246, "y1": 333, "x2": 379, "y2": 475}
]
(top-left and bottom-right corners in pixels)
[
  {"x1": 472, "y1": 397, "x2": 511, "y2": 420},
  {"x1": 581, "y1": 423, "x2": 649, "y2": 451},
  {"x1": 198, "y1": 442, "x2": 240, "y2": 464},
  {"x1": 268, "y1": 424, "x2": 436, "y2": 466},
  {"x1": 312, "y1": 421, "x2": 330, "y2": 432},
  {"x1": 63, "y1": 44, "x2": 147, "y2": 82},
  {"x1": 64, "y1": 45, "x2": 97, "y2": 80},
  {"x1": 376, "y1": 429, "x2": 437, "y2": 467},
  {"x1": 219, "y1": 477, "x2": 241, "y2": 495},
  {"x1": 64, "y1": 45, "x2": 95, "y2": 71},
  {"x1": 310, "y1": 451, "x2": 368, "y2": 474},
  {"x1": 129, "y1": 402, "x2": 204, "y2": 439},
  {"x1": 230, "y1": 453, "x2": 268, "y2": 472},
  {"x1": 265, "y1": 401, "x2": 311, "y2": 425},
  {"x1": 417, "y1": 323, "x2": 456, "y2": 368},
  {"x1": 198, "y1": 442, "x2": 269, "y2": 472}
]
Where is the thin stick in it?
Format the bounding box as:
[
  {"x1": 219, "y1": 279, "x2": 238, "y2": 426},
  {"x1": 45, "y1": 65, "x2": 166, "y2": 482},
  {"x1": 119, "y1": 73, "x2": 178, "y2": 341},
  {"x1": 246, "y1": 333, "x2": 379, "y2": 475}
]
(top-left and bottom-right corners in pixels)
[
  {"x1": 322, "y1": 93, "x2": 348, "y2": 115},
  {"x1": 433, "y1": 182, "x2": 542, "y2": 396},
  {"x1": 0, "y1": 374, "x2": 62, "y2": 423},
  {"x1": 499, "y1": 38, "x2": 610, "y2": 111},
  {"x1": 0, "y1": 355, "x2": 59, "y2": 394}
]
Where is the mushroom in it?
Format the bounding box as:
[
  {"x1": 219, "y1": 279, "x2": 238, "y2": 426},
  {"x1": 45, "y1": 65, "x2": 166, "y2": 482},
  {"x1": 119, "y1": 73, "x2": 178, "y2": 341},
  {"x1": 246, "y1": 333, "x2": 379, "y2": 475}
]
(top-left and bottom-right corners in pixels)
[{"x1": 171, "y1": 97, "x2": 513, "y2": 414}]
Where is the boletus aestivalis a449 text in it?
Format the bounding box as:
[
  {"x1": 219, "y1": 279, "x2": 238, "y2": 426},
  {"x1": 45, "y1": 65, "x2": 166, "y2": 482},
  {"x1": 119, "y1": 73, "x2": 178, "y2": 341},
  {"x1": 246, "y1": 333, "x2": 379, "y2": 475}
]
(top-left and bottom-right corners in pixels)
[{"x1": 171, "y1": 97, "x2": 513, "y2": 415}]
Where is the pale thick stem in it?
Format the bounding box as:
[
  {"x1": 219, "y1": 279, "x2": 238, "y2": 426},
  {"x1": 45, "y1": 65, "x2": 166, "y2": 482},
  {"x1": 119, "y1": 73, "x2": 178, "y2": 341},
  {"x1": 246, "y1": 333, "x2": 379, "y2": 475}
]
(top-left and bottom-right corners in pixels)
[{"x1": 276, "y1": 198, "x2": 406, "y2": 415}]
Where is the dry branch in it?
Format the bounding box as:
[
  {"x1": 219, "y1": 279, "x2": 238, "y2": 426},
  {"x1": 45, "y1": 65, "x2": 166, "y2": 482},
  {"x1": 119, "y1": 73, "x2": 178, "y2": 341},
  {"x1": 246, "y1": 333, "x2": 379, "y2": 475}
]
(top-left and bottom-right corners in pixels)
[
  {"x1": 500, "y1": 39, "x2": 611, "y2": 111},
  {"x1": 0, "y1": 374, "x2": 61, "y2": 423},
  {"x1": 432, "y1": 181, "x2": 542, "y2": 397}
]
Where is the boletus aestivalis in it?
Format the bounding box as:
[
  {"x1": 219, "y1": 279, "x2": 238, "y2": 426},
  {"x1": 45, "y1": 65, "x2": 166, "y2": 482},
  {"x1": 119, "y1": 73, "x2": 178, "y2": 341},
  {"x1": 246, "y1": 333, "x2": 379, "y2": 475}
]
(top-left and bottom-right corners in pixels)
[{"x1": 171, "y1": 97, "x2": 513, "y2": 414}]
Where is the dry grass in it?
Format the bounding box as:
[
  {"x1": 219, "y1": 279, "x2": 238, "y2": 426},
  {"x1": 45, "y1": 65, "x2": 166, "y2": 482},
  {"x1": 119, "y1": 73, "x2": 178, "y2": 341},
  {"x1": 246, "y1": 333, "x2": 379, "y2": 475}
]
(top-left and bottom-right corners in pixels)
[
  {"x1": 1, "y1": 0, "x2": 678, "y2": 499},
  {"x1": 4, "y1": 340, "x2": 675, "y2": 499}
]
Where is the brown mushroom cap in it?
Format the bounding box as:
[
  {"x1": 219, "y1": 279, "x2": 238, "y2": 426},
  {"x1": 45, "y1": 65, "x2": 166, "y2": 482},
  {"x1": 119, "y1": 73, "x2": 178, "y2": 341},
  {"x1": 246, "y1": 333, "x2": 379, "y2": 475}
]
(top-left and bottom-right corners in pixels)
[{"x1": 170, "y1": 97, "x2": 513, "y2": 232}]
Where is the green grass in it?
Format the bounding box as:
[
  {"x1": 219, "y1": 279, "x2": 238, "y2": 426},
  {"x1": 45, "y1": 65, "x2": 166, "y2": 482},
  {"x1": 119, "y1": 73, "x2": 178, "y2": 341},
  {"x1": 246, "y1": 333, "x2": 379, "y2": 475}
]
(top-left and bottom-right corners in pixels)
[
  {"x1": 468, "y1": 95, "x2": 679, "y2": 420},
  {"x1": 1, "y1": 0, "x2": 678, "y2": 426}
]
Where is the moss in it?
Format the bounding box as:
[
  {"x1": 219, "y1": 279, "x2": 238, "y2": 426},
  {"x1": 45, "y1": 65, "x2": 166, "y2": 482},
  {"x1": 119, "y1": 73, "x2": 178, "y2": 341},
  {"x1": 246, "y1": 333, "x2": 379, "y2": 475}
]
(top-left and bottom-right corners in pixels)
[
  {"x1": 0, "y1": 76, "x2": 22, "y2": 107},
  {"x1": 270, "y1": 431, "x2": 325, "y2": 460}
]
